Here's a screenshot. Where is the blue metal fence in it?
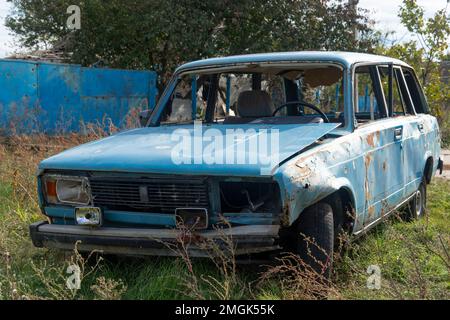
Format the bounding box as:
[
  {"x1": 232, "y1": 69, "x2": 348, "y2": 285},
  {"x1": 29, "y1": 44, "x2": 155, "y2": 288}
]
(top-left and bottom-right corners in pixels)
[{"x1": 0, "y1": 59, "x2": 158, "y2": 134}]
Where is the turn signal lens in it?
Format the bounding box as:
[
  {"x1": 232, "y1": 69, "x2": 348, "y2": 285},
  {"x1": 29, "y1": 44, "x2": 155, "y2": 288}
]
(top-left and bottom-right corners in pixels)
[{"x1": 44, "y1": 178, "x2": 58, "y2": 204}]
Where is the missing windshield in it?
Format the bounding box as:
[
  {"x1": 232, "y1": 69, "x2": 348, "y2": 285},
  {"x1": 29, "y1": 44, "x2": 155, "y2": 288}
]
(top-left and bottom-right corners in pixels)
[{"x1": 158, "y1": 64, "x2": 345, "y2": 127}]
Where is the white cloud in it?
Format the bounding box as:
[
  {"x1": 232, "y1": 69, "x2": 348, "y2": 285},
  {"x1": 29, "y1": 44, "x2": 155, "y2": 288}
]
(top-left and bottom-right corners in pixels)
[{"x1": 358, "y1": 0, "x2": 449, "y2": 44}]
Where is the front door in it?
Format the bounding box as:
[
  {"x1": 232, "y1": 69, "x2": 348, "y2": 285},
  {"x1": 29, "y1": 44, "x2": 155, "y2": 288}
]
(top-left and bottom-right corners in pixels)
[{"x1": 354, "y1": 65, "x2": 401, "y2": 227}]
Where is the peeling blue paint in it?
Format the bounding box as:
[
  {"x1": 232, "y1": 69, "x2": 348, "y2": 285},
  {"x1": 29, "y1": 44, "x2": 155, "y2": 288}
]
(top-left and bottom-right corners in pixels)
[{"x1": 0, "y1": 59, "x2": 158, "y2": 133}]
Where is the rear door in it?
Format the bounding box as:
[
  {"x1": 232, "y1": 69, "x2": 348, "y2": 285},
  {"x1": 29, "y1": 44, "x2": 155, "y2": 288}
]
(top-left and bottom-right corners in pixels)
[{"x1": 401, "y1": 68, "x2": 439, "y2": 195}]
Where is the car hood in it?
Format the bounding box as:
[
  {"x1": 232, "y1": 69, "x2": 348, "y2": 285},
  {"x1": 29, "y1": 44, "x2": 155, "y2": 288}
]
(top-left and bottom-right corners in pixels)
[{"x1": 40, "y1": 123, "x2": 339, "y2": 177}]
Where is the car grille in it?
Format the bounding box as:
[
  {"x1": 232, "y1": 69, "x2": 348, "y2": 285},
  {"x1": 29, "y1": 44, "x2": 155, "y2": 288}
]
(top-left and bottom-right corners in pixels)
[{"x1": 89, "y1": 176, "x2": 209, "y2": 214}]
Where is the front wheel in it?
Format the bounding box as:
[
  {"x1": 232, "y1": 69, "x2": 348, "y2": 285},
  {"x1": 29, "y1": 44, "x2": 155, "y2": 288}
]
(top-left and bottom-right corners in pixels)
[{"x1": 296, "y1": 202, "x2": 334, "y2": 278}]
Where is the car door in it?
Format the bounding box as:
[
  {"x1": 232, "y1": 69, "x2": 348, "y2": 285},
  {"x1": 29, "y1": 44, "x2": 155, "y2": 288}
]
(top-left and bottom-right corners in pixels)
[
  {"x1": 374, "y1": 65, "x2": 407, "y2": 216},
  {"x1": 353, "y1": 64, "x2": 401, "y2": 228},
  {"x1": 372, "y1": 65, "x2": 437, "y2": 218},
  {"x1": 400, "y1": 68, "x2": 437, "y2": 196}
]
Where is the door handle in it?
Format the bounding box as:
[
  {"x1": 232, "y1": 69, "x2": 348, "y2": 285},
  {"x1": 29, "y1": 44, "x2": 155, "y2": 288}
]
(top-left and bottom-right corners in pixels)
[
  {"x1": 394, "y1": 127, "x2": 403, "y2": 140},
  {"x1": 418, "y1": 123, "x2": 424, "y2": 132}
]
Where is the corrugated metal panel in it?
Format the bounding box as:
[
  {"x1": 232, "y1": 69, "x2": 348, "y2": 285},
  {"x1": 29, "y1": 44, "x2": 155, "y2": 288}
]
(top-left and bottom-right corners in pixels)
[{"x1": 0, "y1": 59, "x2": 158, "y2": 134}]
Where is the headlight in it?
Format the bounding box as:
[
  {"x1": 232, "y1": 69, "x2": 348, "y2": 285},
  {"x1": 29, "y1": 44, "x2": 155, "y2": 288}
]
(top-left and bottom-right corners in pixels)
[{"x1": 43, "y1": 175, "x2": 91, "y2": 205}]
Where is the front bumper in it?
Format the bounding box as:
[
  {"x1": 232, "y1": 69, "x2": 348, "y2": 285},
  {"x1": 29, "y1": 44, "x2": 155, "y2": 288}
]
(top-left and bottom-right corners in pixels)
[{"x1": 30, "y1": 221, "x2": 280, "y2": 257}]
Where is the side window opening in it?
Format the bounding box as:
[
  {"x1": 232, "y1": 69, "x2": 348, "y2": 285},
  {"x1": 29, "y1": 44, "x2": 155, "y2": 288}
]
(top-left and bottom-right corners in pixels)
[
  {"x1": 395, "y1": 68, "x2": 416, "y2": 115},
  {"x1": 402, "y1": 68, "x2": 429, "y2": 114},
  {"x1": 354, "y1": 65, "x2": 387, "y2": 124},
  {"x1": 378, "y1": 66, "x2": 407, "y2": 116}
]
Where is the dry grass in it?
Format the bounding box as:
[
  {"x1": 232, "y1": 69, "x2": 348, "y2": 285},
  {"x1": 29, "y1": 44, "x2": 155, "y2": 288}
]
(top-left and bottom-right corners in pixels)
[{"x1": 259, "y1": 253, "x2": 340, "y2": 300}]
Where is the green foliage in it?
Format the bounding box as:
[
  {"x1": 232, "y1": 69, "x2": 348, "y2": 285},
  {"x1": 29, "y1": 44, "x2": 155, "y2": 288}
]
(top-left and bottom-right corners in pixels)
[
  {"x1": 399, "y1": 0, "x2": 450, "y2": 82},
  {"x1": 5, "y1": 0, "x2": 377, "y2": 88},
  {"x1": 383, "y1": 0, "x2": 450, "y2": 86}
]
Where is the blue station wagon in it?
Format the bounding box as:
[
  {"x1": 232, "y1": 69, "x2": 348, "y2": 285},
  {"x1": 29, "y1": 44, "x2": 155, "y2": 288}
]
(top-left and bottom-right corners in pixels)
[{"x1": 30, "y1": 52, "x2": 443, "y2": 274}]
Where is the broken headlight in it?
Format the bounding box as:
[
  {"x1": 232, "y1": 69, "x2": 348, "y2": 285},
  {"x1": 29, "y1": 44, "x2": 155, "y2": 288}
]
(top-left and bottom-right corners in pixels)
[
  {"x1": 42, "y1": 175, "x2": 91, "y2": 205},
  {"x1": 219, "y1": 181, "x2": 281, "y2": 213}
]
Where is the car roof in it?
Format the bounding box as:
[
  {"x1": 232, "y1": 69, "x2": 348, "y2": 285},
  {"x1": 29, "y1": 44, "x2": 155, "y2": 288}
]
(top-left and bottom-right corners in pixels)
[{"x1": 175, "y1": 51, "x2": 411, "y2": 73}]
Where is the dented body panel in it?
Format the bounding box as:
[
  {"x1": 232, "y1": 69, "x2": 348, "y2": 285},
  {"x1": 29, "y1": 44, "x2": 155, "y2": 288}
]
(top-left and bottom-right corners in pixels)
[{"x1": 30, "y1": 52, "x2": 442, "y2": 256}]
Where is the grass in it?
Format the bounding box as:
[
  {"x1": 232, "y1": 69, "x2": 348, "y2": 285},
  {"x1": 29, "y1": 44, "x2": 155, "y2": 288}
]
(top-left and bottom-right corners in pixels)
[{"x1": 0, "y1": 135, "x2": 449, "y2": 300}]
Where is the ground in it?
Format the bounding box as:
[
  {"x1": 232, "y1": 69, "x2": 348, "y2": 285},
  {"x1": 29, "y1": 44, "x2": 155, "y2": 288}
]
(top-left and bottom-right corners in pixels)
[{"x1": 0, "y1": 137, "x2": 448, "y2": 300}]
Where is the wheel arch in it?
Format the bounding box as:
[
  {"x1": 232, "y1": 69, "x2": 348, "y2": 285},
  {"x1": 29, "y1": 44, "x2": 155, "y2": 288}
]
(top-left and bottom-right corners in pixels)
[
  {"x1": 424, "y1": 156, "x2": 434, "y2": 184},
  {"x1": 323, "y1": 187, "x2": 356, "y2": 234},
  {"x1": 292, "y1": 182, "x2": 357, "y2": 234}
]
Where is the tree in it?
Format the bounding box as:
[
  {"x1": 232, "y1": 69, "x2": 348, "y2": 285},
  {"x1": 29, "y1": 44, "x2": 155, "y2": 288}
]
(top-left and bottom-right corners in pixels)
[
  {"x1": 398, "y1": 0, "x2": 450, "y2": 86},
  {"x1": 378, "y1": 0, "x2": 450, "y2": 145},
  {"x1": 5, "y1": 0, "x2": 377, "y2": 90}
]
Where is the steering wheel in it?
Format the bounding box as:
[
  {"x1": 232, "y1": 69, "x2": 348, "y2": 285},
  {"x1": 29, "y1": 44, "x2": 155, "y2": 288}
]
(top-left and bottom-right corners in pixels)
[{"x1": 272, "y1": 100, "x2": 330, "y2": 123}]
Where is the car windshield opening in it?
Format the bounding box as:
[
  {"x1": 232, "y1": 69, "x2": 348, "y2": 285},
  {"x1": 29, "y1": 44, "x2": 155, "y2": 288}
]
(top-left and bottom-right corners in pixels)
[{"x1": 158, "y1": 64, "x2": 345, "y2": 126}]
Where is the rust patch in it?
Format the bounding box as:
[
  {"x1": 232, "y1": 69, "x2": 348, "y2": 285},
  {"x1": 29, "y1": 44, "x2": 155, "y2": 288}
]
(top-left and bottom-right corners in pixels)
[
  {"x1": 364, "y1": 180, "x2": 371, "y2": 201},
  {"x1": 366, "y1": 133, "x2": 375, "y2": 148},
  {"x1": 364, "y1": 154, "x2": 373, "y2": 203},
  {"x1": 368, "y1": 205, "x2": 375, "y2": 218},
  {"x1": 364, "y1": 154, "x2": 372, "y2": 168},
  {"x1": 280, "y1": 202, "x2": 291, "y2": 227},
  {"x1": 295, "y1": 162, "x2": 312, "y2": 177}
]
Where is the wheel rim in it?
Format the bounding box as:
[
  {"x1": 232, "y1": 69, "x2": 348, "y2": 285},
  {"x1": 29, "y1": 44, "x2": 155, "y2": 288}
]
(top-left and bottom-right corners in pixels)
[{"x1": 415, "y1": 189, "x2": 423, "y2": 217}]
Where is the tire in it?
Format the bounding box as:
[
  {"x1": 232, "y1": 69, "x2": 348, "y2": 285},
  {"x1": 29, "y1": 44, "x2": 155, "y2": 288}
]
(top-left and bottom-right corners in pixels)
[
  {"x1": 296, "y1": 202, "x2": 334, "y2": 278},
  {"x1": 406, "y1": 179, "x2": 427, "y2": 221}
]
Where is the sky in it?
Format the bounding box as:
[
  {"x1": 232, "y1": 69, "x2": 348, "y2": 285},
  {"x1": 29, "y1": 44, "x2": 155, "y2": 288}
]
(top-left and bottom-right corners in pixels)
[
  {"x1": 0, "y1": 0, "x2": 448, "y2": 58},
  {"x1": 358, "y1": 0, "x2": 449, "y2": 44}
]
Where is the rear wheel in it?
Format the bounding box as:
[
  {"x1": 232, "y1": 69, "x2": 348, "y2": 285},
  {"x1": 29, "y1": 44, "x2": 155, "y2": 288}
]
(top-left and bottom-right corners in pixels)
[
  {"x1": 406, "y1": 179, "x2": 427, "y2": 221},
  {"x1": 296, "y1": 202, "x2": 334, "y2": 278}
]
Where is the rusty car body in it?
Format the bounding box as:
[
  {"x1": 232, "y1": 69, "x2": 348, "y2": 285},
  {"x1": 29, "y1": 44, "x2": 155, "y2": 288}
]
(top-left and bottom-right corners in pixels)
[{"x1": 30, "y1": 52, "x2": 443, "y2": 272}]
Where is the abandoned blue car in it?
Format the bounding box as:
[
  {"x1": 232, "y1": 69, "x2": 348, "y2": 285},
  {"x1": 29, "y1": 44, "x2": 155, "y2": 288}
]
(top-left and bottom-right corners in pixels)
[{"x1": 30, "y1": 52, "x2": 443, "y2": 274}]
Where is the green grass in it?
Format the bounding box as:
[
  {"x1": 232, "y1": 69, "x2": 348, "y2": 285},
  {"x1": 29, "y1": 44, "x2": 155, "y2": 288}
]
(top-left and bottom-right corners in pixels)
[
  {"x1": 0, "y1": 165, "x2": 449, "y2": 299},
  {"x1": 335, "y1": 179, "x2": 450, "y2": 299}
]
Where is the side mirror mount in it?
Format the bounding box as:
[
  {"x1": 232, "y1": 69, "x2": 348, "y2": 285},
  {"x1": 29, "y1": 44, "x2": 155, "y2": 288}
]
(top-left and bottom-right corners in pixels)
[{"x1": 139, "y1": 109, "x2": 153, "y2": 127}]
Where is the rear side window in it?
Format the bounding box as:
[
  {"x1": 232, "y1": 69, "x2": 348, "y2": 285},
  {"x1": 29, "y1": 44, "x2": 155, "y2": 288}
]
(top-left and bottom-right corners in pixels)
[
  {"x1": 402, "y1": 69, "x2": 429, "y2": 114},
  {"x1": 378, "y1": 66, "x2": 409, "y2": 116}
]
